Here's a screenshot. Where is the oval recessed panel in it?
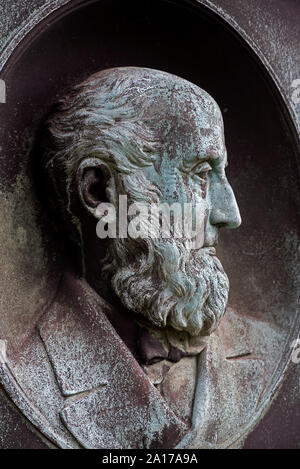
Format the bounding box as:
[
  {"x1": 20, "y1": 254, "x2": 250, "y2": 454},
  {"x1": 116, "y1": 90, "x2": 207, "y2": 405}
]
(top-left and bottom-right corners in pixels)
[{"x1": 0, "y1": 0, "x2": 299, "y2": 448}]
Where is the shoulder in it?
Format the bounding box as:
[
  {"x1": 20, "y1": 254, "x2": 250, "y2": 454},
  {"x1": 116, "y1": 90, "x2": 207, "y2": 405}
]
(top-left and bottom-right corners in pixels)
[{"x1": 214, "y1": 306, "x2": 282, "y2": 364}]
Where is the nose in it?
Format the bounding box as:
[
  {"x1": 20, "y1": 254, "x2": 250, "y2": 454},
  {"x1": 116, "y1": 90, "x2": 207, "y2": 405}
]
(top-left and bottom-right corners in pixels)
[{"x1": 209, "y1": 178, "x2": 241, "y2": 229}]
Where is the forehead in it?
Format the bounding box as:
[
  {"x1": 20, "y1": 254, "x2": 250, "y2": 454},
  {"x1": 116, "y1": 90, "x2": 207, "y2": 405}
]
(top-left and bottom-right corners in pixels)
[{"x1": 146, "y1": 83, "x2": 225, "y2": 163}]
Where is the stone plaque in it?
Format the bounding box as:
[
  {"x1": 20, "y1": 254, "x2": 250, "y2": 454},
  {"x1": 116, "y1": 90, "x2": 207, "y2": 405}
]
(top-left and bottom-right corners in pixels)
[{"x1": 0, "y1": 0, "x2": 299, "y2": 449}]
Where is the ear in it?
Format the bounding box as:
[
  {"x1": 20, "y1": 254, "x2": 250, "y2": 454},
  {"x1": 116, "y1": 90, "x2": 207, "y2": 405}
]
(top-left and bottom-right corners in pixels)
[{"x1": 76, "y1": 158, "x2": 113, "y2": 218}]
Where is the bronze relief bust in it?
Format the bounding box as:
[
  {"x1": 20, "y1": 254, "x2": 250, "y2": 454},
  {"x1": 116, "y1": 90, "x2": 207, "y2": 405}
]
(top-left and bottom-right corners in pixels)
[{"x1": 0, "y1": 67, "x2": 285, "y2": 448}]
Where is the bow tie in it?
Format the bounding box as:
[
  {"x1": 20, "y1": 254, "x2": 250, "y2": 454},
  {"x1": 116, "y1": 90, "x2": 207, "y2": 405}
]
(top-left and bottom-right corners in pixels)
[{"x1": 137, "y1": 324, "x2": 207, "y2": 365}]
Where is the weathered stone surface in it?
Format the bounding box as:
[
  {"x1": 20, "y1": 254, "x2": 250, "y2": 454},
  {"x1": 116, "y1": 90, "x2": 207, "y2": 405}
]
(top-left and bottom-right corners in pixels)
[{"x1": 0, "y1": 0, "x2": 299, "y2": 449}]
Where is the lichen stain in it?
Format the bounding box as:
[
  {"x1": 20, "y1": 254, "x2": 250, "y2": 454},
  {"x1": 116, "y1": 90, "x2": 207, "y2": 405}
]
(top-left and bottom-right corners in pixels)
[{"x1": 0, "y1": 167, "x2": 50, "y2": 351}]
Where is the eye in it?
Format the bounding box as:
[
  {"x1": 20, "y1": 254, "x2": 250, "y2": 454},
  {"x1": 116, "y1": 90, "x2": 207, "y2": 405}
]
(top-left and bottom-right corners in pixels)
[{"x1": 193, "y1": 161, "x2": 212, "y2": 180}]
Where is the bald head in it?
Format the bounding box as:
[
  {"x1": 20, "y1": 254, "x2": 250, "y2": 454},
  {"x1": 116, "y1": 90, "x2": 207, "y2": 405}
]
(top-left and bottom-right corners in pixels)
[{"x1": 41, "y1": 66, "x2": 223, "y2": 245}]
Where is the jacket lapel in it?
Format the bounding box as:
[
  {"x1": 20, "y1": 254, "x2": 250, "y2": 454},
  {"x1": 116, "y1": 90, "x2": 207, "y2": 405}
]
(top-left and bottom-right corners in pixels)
[
  {"x1": 177, "y1": 308, "x2": 265, "y2": 448},
  {"x1": 38, "y1": 273, "x2": 188, "y2": 449}
]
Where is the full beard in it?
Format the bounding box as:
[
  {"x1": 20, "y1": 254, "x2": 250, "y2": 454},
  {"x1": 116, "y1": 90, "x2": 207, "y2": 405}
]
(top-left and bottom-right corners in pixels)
[{"x1": 101, "y1": 235, "x2": 229, "y2": 337}]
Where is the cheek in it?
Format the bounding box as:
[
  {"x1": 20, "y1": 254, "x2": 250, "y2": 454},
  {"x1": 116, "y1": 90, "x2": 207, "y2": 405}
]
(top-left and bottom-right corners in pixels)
[
  {"x1": 177, "y1": 174, "x2": 209, "y2": 224},
  {"x1": 189, "y1": 179, "x2": 210, "y2": 232},
  {"x1": 175, "y1": 172, "x2": 193, "y2": 204},
  {"x1": 174, "y1": 172, "x2": 208, "y2": 205},
  {"x1": 185, "y1": 174, "x2": 208, "y2": 203}
]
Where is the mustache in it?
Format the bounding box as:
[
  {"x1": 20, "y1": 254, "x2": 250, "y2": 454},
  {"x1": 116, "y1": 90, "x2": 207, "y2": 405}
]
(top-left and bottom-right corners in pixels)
[{"x1": 101, "y1": 236, "x2": 229, "y2": 337}]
